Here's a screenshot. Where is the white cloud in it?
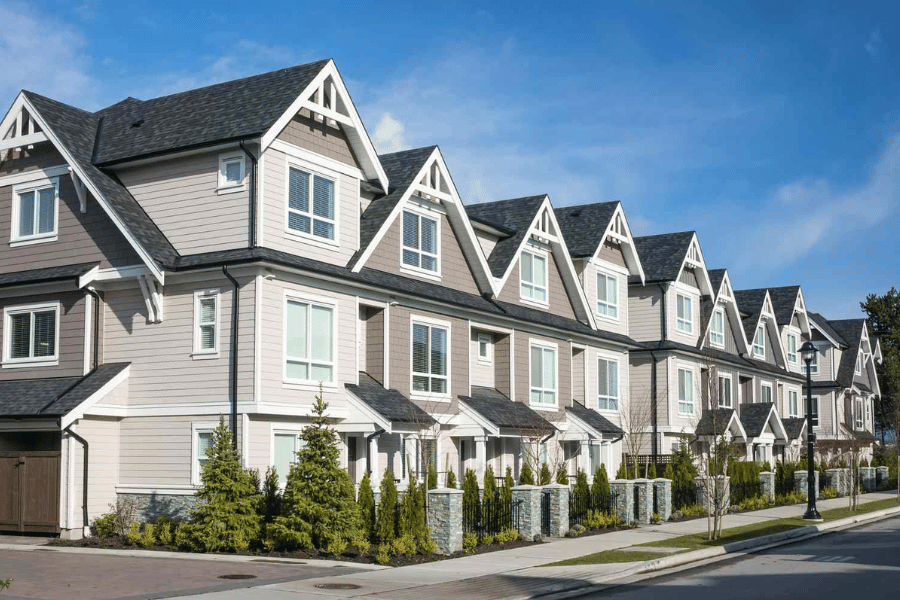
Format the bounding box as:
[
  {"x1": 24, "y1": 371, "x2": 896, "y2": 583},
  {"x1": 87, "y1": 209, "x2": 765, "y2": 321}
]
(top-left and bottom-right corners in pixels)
[
  {"x1": 372, "y1": 113, "x2": 407, "y2": 154},
  {"x1": 865, "y1": 29, "x2": 883, "y2": 59}
]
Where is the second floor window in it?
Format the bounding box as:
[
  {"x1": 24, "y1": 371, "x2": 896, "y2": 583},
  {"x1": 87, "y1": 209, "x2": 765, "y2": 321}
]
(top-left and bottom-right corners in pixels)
[
  {"x1": 520, "y1": 251, "x2": 548, "y2": 304},
  {"x1": 710, "y1": 308, "x2": 725, "y2": 347},
  {"x1": 530, "y1": 343, "x2": 557, "y2": 405},
  {"x1": 788, "y1": 389, "x2": 799, "y2": 417},
  {"x1": 677, "y1": 368, "x2": 694, "y2": 414},
  {"x1": 676, "y1": 294, "x2": 692, "y2": 333},
  {"x1": 5, "y1": 303, "x2": 57, "y2": 364},
  {"x1": 13, "y1": 180, "x2": 57, "y2": 242},
  {"x1": 193, "y1": 291, "x2": 218, "y2": 354},
  {"x1": 855, "y1": 398, "x2": 863, "y2": 429},
  {"x1": 718, "y1": 375, "x2": 732, "y2": 408},
  {"x1": 761, "y1": 383, "x2": 773, "y2": 404},
  {"x1": 477, "y1": 333, "x2": 492, "y2": 363},
  {"x1": 412, "y1": 322, "x2": 447, "y2": 394},
  {"x1": 285, "y1": 298, "x2": 334, "y2": 383},
  {"x1": 596, "y1": 272, "x2": 618, "y2": 318},
  {"x1": 753, "y1": 326, "x2": 765, "y2": 359},
  {"x1": 810, "y1": 395, "x2": 819, "y2": 424},
  {"x1": 288, "y1": 166, "x2": 335, "y2": 240},
  {"x1": 402, "y1": 211, "x2": 439, "y2": 272},
  {"x1": 786, "y1": 334, "x2": 798, "y2": 364},
  {"x1": 597, "y1": 357, "x2": 618, "y2": 411}
]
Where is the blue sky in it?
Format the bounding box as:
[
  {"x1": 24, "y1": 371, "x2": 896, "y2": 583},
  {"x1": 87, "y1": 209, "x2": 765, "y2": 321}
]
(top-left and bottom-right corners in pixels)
[{"x1": 3, "y1": 1, "x2": 898, "y2": 319}]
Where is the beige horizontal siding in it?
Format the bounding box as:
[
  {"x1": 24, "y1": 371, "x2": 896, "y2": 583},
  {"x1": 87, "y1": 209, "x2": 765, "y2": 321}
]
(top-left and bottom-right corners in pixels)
[
  {"x1": 628, "y1": 285, "x2": 663, "y2": 341},
  {"x1": 277, "y1": 110, "x2": 360, "y2": 168},
  {"x1": 72, "y1": 416, "x2": 120, "y2": 526},
  {"x1": 581, "y1": 261, "x2": 628, "y2": 336}
]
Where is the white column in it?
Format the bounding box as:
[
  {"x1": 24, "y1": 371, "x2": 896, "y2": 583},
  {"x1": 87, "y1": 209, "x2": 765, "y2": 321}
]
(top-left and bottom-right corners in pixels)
[
  {"x1": 474, "y1": 436, "x2": 487, "y2": 482},
  {"x1": 579, "y1": 440, "x2": 590, "y2": 475},
  {"x1": 369, "y1": 435, "x2": 381, "y2": 486}
]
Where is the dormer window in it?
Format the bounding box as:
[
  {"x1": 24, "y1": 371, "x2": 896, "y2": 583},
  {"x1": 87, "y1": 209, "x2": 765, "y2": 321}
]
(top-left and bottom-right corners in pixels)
[
  {"x1": 12, "y1": 178, "x2": 58, "y2": 245},
  {"x1": 596, "y1": 271, "x2": 618, "y2": 319},
  {"x1": 753, "y1": 325, "x2": 765, "y2": 358},
  {"x1": 709, "y1": 308, "x2": 725, "y2": 348},
  {"x1": 402, "y1": 210, "x2": 439, "y2": 274},
  {"x1": 520, "y1": 250, "x2": 548, "y2": 304},
  {"x1": 288, "y1": 166, "x2": 336, "y2": 241},
  {"x1": 218, "y1": 153, "x2": 245, "y2": 192},
  {"x1": 786, "y1": 333, "x2": 798, "y2": 364},
  {"x1": 676, "y1": 294, "x2": 693, "y2": 333}
]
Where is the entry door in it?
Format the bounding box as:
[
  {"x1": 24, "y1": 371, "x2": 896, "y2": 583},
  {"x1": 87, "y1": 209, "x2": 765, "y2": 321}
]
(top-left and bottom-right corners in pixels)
[{"x1": 0, "y1": 451, "x2": 60, "y2": 533}]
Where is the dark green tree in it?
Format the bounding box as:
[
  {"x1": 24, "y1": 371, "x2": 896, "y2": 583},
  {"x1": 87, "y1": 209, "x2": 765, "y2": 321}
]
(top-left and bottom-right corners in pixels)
[
  {"x1": 862, "y1": 289, "x2": 900, "y2": 444},
  {"x1": 463, "y1": 469, "x2": 480, "y2": 533},
  {"x1": 615, "y1": 460, "x2": 628, "y2": 480},
  {"x1": 269, "y1": 392, "x2": 360, "y2": 550},
  {"x1": 539, "y1": 463, "x2": 553, "y2": 485},
  {"x1": 376, "y1": 468, "x2": 398, "y2": 543},
  {"x1": 357, "y1": 472, "x2": 376, "y2": 541},
  {"x1": 646, "y1": 463, "x2": 657, "y2": 479},
  {"x1": 258, "y1": 465, "x2": 283, "y2": 539},
  {"x1": 519, "y1": 461, "x2": 535, "y2": 485},
  {"x1": 500, "y1": 467, "x2": 514, "y2": 529},
  {"x1": 591, "y1": 465, "x2": 610, "y2": 513},
  {"x1": 483, "y1": 465, "x2": 497, "y2": 498},
  {"x1": 399, "y1": 473, "x2": 426, "y2": 541},
  {"x1": 427, "y1": 462, "x2": 438, "y2": 490},
  {"x1": 573, "y1": 469, "x2": 589, "y2": 504},
  {"x1": 556, "y1": 464, "x2": 570, "y2": 485},
  {"x1": 445, "y1": 468, "x2": 457, "y2": 489}
]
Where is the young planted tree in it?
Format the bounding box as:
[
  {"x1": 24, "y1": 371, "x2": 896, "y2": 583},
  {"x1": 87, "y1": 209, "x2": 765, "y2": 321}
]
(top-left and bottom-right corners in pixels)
[
  {"x1": 592, "y1": 465, "x2": 610, "y2": 513},
  {"x1": 518, "y1": 461, "x2": 535, "y2": 485},
  {"x1": 697, "y1": 357, "x2": 734, "y2": 541},
  {"x1": 539, "y1": 462, "x2": 553, "y2": 485},
  {"x1": 621, "y1": 388, "x2": 664, "y2": 479},
  {"x1": 357, "y1": 472, "x2": 376, "y2": 541},
  {"x1": 555, "y1": 464, "x2": 570, "y2": 485},
  {"x1": 376, "y1": 468, "x2": 398, "y2": 543},
  {"x1": 269, "y1": 391, "x2": 360, "y2": 550}
]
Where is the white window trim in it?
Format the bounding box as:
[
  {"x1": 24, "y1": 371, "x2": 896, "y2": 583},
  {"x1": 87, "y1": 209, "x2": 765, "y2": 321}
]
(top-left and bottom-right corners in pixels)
[
  {"x1": 192, "y1": 289, "x2": 220, "y2": 358},
  {"x1": 270, "y1": 424, "x2": 308, "y2": 487},
  {"x1": 675, "y1": 293, "x2": 693, "y2": 334},
  {"x1": 855, "y1": 398, "x2": 864, "y2": 430},
  {"x1": 595, "y1": 269, "x2": 619, "y2": 322},
  {"x1": 410, "y1": 314, "x2": 451, "y2": 401},
  {"x1": 855, "y1": 351, "x2": 862, "y2": 375},
  {"x1": 787, "y1": 388, "x2": 800, "y2": 417},
  {"x1": 282, "y1": 290, "x2": 338, "y2": 388},
  {"x1": 709, "y1": 307, "x2": 725, "y2": 348},
  {"x1": 191, "y1": 423, "x2": 218, "y2": 486},
  {"x1": 2, "y1": 301, "x2": 60, "y2": 368},
  {"x1": 520, "y1": 247, "x2": 550, "y2": 308},
  {"x1": 786, "y1": 332, "x2": 798, "y2": 365},
  {"x1": 804, "y1": 345, "x2": 819, "y2": 376},
  {"x1": 760, "y1": 381, "x2": 774, "y2": 404},
  {"x1": 283, "y1": 156, "x2": 341, "y2": 248},
  {"x1": 597, "y1": 356, "x2": 619, "y2": 412},
  {"x1": 676, "y1": 364, "x2": 696, "y2": 415},
  {"x1": 400, "y1": 206, "x2": 442, "y2": 280},
  {"x1": 10, "y1": 177, "x2": 59, "y2": 246},
  {"x1": 529, "y1": 339, "x2": 558, "y2": 409},
  {"x1": 476, "y1": 332, "x2": 493, "y2": 365},
  {"x1": 753, "y1": 325, "x2": 766, "y2": 359},
  {"x1": 718, "y1": 373, "x2": 733, "y2": 408},
  {"x1": 217, "y1": 152, "x2": 247, "y2": 194}
]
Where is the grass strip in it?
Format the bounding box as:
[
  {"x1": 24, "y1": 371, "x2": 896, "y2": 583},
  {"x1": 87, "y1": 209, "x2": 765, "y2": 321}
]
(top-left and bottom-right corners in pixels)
[{"x1": 548, "y1": 497, "x2": 900, "y2": 567}]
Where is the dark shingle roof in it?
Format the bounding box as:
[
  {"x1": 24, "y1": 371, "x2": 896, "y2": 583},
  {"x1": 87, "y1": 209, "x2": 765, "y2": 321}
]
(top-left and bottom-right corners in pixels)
[
  {"x1": 345, "y1": 372, "x2": 434, "y2": 425},
  {"x1": 24, "y1": 92, "x2": 180, "y2": 268},
  {"x1": 829, "y1": 319, "x2": 866, "y2": 387},
  {"x1": 740, "y1": 402, "x2": 779, "y2": 438},
  {"x1": 708, "y1": 269, "x2": 727, "y2": 293},
  {"x1": 635, "y1": 341, "x2": 804, "y2": 381},
  {"x1": 459, "y1": 387, "x2": 553, "y2": 433},
  {"x1": 0, "y1": 262, "x2": 98, "y2": 288},
  {"x1": 696, "y1": 408, "x2": 737, "y2": 436},
  {"x1": 0, "y1": 363, "x2": 129, "y2": 417},
  {"x1": 631, "y1": 232, "x2": 695, "y2": 283},
  {"x1": 465, "y1": 196, "x2": 546, "y2": 278},
  {"x1": 554, "y1": 202, "x2": 619, "y2": 258},
  {"x1": 767, "y1": 286, "x2": 801, "y2": 326},
  {"x1": 808, "y1": 312, "x2": 849, "y2": 348},
  {"x1": 733, "y1": 288, "x2": 768, "y2": 342},
  {"x1": 93, "y1": 60, "x2": 330, "y2": 164},
  {"x1": 782, "y1": 417, "x2": 807, "y2": 440},
  {"x1": 566, "y1": 402, "x2": 624, "y2": 436}
]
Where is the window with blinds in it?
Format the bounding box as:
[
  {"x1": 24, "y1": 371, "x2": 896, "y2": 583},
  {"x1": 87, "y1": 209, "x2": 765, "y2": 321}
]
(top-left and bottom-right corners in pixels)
[
  {"x1": 520, "y1": 251, "x2": 548, "y2": 303},
  {"x1": 786, "y1": 334, "x2": 798, "y2": 364},
  {"x1": 596, "y1": 272, "x2": 618, "y2": 318},
  {"x1": 529, "y1": 343, "x2": 557, "y2": 405},
  {"x1": 788, "y1": 389, "x2": 799, "y2": 417},
  {"x1": 597, "y1": 357, "x2": 618, "y2": 411},
  {"x1": 710, "y1": 309, "x2": 725, "y2": 347},
  {"x1": 14, "y1": 181, "x2": 56, "y2": 241},
  {"x1": 411, "y1": 322, "x2": 447, "y2": 394},
  {"x1": 718, "y1": 375, "x2": 732, "y2": 408},
  {"x1": 401, "y1": 211, "x2": 439, "y2": 272},
  {"x1": 5, "y1": 304, "x2": 57, "y2": 363},
  {"x1": 196, "y1": 431, "x2": 214, "y2": 475},
  {"x1": 285, "y1": 298, "x2": 334, "y2": 383},
  {"x1": 287, "y1": 166, "x2": 336, "y2": 241},
  {"x1": 194, "y1": 291, "x2": 218, "y2": 354}
]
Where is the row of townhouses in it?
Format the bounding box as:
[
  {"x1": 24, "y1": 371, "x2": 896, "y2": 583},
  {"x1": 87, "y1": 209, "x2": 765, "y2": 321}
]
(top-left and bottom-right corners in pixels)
[{"x1": 0, "y1": 59, "x2": 882, "y2": 538}]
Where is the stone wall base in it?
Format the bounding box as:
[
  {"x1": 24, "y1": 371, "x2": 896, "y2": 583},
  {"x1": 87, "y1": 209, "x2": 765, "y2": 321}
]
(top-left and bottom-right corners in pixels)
[{"x1": 118, "y1": 493, "x2": 198, "y2": 522}]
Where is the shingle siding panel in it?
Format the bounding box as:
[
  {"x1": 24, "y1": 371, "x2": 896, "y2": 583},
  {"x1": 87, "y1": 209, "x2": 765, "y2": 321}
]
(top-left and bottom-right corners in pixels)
[{"x1": 276, "y1": 110, "x2": 360, "y2": 168}]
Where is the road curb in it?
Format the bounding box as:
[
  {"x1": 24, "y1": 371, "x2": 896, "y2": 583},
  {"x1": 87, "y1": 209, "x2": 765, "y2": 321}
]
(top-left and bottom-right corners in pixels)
[{"x1": 527, "y1": 504, "x2": 900, "y2": 600}]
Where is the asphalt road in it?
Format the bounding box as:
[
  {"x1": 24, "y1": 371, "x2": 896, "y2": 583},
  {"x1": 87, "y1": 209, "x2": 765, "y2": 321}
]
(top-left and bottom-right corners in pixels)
[{"x1": 581, "y1": 514, "x2": 900, "y2": 600}]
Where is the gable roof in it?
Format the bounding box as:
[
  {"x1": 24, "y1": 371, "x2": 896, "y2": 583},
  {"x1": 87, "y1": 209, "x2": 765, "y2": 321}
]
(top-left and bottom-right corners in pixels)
[
  {"x1": 808, "y1": 312, "x2": 849, "y2": 348},
  {"x1": 464, "y1": 196, "x2": 547, "y2": 278},
  {"x1": 829, "y1": 319, "x2": 867, "y2": 388},
  {"x1": 733, "y1": 288, "x2": 770, "y2": 342},
  {"x1": 767, "y1": 286, "x2": 802, "y2": 326},
  {"x1": 740, "y1": 402, "x2": 787, "y2": 440},
  {"x1": 554, "y1": 201, "x2": 619, "y2": 258},
  {"x1": 566, "y1": 401, "x2": 624, "y2": 437},
  {"x1": 782, "y1": 417, "x2": 807, "y2": 441},
  {"x1": 631, "y1": 231, "x2": 696, "y2": 283},
  {"x1": 696, "y1": 408, "x2": 746, "y2": 439},
  {"x1": 345, "y1": 372, "x2": 434, "y2": 425},
  {"x1": 0, "y1": 363, "x2": 130, "y2": 418},
  {"x1": 458, "y1": 387, "x2": 554, "y2": 434},
  {"x1": 93, "y1": 60, "x2": 330, "y2": 165}
]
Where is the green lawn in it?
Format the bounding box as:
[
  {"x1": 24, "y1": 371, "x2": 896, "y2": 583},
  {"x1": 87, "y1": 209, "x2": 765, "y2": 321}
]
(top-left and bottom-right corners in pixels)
[{"x1": 547, "y1": 497, "x2": 900, "y2": 567}]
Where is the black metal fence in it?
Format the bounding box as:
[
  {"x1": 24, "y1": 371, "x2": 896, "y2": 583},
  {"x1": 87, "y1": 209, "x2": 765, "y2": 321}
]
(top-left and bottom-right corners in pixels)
[
  {"x1": 463, "y1": 492, "x2": 522, "y2": 539},
  {"x1": 729, "y1": 480, "x2": 761, "y2": 504},
  {"x1": 568, "y1": 488, "x2": 622, "y2": 527},
  {"x1": 541, "y1": 489, "x2": 551, "y2": 535}
]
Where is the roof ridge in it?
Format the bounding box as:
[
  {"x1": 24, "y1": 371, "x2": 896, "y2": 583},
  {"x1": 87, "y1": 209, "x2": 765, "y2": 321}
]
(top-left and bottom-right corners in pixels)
[
  {"x1": 22, "y1": 90, "x2": 96, "y2": 117},
  {"x1": 377, "y1": 145, "x2": 438, "y2": 160},
  {"x1": 634, "y1": 230, "x2": 695, "y2": 240},
  {"x1": 555, "y1": 200, "x2": 620, "y2": 212}
]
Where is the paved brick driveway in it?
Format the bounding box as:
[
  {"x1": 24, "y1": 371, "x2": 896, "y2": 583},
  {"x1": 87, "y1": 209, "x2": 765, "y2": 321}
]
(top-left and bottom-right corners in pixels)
[{"x1": 0, "y1": 547, "x2": 365, "y2": 600}]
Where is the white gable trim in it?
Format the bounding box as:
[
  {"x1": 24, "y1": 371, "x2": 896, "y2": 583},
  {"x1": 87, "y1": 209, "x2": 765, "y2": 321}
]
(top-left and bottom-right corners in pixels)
[
  {"x1": 699, "y1": 273, "x2": 750, "y2": 355},
  {"x1": 456, "y1": 398, "x2": 500, "y2": 436},
  {"x1": 345, "y1": 388, "x2": 393, "y2": 433},
  {"x1": 590, "y1": 202, "x2": 645, "y2": 283},
  {"x1": 260, "y1": 60, "x2": 388, "y2": 193},
  {"x1": 808, "y1": 316, "x2": 844, "y2": 349},
  {"x1": 61, "y1": 365, "x2": 130, "y2": 428},
  {"x1": 674, "y1": 233, "x2": 713, "y2": 296},
  {"x1": 792, "y1": 288, "x2": 810, "y2": 335}
]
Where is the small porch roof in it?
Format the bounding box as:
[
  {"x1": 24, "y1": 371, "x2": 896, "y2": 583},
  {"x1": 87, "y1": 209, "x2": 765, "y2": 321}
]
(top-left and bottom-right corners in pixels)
[
  {"x1": 739, "y1": 402, "x2": 788, "y2": 443},
  {"x1": 564, "y1": 401, "x2": 624, "y2": 441},
  {"x1": 696, "y1": 408, "x2": 747, "y2": 441},
  {"x1": 457, "y1": 387, "x2": 555, "y2": 436},
  {"x1": 345, "y1": 372, "x2": 435, "y2": 432}
]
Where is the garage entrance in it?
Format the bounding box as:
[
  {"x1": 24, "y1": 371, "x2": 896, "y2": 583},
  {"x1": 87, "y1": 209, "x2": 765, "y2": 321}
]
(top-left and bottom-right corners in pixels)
[{"x1": 0, "y1": 432, "x2": 61, "y2": 533}]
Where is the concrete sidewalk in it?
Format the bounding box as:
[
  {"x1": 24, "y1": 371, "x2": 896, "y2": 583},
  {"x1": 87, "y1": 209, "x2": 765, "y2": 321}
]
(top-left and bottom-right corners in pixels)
[{"x1": 165, "y1": 492, "x2": 899, "y2": 600}]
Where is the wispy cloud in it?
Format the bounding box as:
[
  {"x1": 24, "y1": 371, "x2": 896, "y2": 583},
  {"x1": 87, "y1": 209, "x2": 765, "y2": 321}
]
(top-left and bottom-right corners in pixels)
[
  {"x1": 865, "y1": 29, "x2": 883, "y2": 59},
  {"x1": 372, "y1": 113, "x2": 407, "y2": 154}
]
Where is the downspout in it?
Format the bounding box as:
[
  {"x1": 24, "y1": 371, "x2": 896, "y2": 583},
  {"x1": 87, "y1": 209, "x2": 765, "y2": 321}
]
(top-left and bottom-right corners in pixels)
[
  {"x1": 239, "y1": 141, "x2": 258, "y2": 248},
  {"x1": 223, "y1": 266, "x2": 240, "y2": 449},
  {"x1": 366, "y1": 428, "x2": 386, "y2": 475},
  {"x1": 86, "y1": 288, "x2": 101, "y2": 370},
  {"x1": 63, "y1": 426, "x2": 89, "y2": 537}
]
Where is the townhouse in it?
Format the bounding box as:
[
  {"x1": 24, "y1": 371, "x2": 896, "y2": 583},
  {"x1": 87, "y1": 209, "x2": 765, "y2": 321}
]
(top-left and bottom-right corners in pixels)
[{"x1": 0, "y1": 59, "x2": 880, "y2": 538}]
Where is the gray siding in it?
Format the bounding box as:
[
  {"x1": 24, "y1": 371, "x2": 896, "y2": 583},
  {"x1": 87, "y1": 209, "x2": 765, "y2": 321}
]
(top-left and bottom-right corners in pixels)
[
  {"x1": 276, "y1": 109, "x2": 360, "y2": 168},
  {"x1": 596, "y1": 240, "x2": 626, "y2": 268},
  {"x1": 495, "y1": 334, "x2": 511, "y2": 397},
  {"x1": 71, "y1": 416, "x2": 120, "y2": 526},
  {"x1": 628, "y1": 285, "x2": 663, "y2": 341},
  {"x1": 678, "y1": 267, "x2": 699, "y2": 288},
  {"x1": 497, "y1": 247, "x2": 576, "y2": 320},
  {"x1": 0, "y1": 144, "x2": 64, "y2": 177},
  {"x1": 118, "y1": 415, "x2": 196, "y2": 486},
  {"x1": 116, "y1": 151, "x2": 250, "y2": 254},
  {"x1": 667, "y1": 286, "x2": 701, "y2": 346},
  {"x1": 470, "y1": 330, "x2": 495, "y2": 389},
  {"x1": 582, "y1": 260, "x2": 628, "y2": 336}
]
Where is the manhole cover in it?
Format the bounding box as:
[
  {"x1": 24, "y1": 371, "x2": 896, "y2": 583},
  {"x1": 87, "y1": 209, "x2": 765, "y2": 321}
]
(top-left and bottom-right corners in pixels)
[
  {"x1": 218, "y1": 574, "x2": 257, "y2": 580},
  {"x1": 315, "y1": 583, "x2": 362, "y2": 590}
]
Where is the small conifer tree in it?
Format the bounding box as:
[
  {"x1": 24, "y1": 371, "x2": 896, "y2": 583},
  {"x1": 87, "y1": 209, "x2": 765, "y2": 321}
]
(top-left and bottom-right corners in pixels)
[
  {"x1": 427, "y1": 462, "x2": 438, "y2": 490},
  {"x1": 269, "y1": 390, "x2": 360, "y2": 550},
  {"x1": 539, "y1": 463, "x2": 552, "y2": 485},
  {"x1": 592, "y1": 465, "x2": 610, "y2": 513},
  {"x1": 445, "y1": 468, "x2": 457, "y2": 489},
  {"x1": 483, "y1": 465, "x2": 497, "y2": 499},
  {"x1": 399, "y1": 474, "x2": 426, "y2": 541},
  {"x1": 647, "y1": 463, "x2": 657, "y2": 479},
  {"x1": 463, "y1": 469, "x2": 481, "y2": 531},
  {"x1": 376, "y1": 468, "x2": 398, "y2": 543},
  {"x1": 519, "y1": 461, "x2": 535, "y2": 485},
  {"x1": 573, "y1": 469, "x2": 589, "y2": 503},
  {"x1": 664, "y1": 463, "x2": 674, "y2": 480},
  {"x1": 501, "y1": 467, "x2": 514, "y2": 529},
  {"x1": 188, "y1": 417, "x2": 260, "y2": 552},
  {"x1": 615, "y1": 460, "x2": 628, "y2": 480},
  {"x1": 358, "y1": 472, "x2": 376, "y2": 541},
  {"x1": 556, "y1": 464, "x2": 569, "y2": 485}
]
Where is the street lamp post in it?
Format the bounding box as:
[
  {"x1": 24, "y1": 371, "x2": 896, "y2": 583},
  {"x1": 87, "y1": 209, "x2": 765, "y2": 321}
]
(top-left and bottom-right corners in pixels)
[{"x1": 800, "y1": 341, "x2": 822, "y2": 521}]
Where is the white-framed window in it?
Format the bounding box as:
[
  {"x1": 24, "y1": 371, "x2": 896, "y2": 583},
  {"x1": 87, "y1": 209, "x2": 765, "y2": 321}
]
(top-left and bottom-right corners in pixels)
[
  {"x1": 810, "y1": 395, "x2": 819, "y2": 425},
  {"x1": 803, "y1": 347, "x2": 819, "y2": 376},
  {"x1": 191, "y1": 425, "x2": 216, "y2": 485},
  {"x1": 192, "y1": 290, "x2": 219, "y2": 356},
  {"x1": 596, "y1": 271, "x2": 618, "y2": 319},
  {"x1": 855, "y1": 398, "x2": 863, "y2": 429},
  {"x1": 786, "y1": 333, "x2": 798, "y2": 364},
  {"x1": 287, "y1": 165, "x2": 336, "y2": 241},
  {"x1": 477, "y1": 333, "x2": 492, "y2": 364},
  {"x1": 402, "y1": 210, "x2": 439, "y2": 274},
  {"x1": 855, "y1": 351, "x2": 862, "y2": 375},
  {"x1": 677, "y1": 367, "x2": 694, "y2": 415},
  {"x1": 718, "y1": 374, "x2": 732, "y2": 408},
  {"x1": 529, "y1": 342, "x2": 557, "y2": 406},
  {"x1": 676, "y1": 294, "x2": 693, "y2": 333},
  {"x1": 761, "y1": 382, "x2": 773, "y2": 404},
  {"x1": 520, "y1": 250, "x2": 548, "y2": 305},
  {"x1": 11, "y1": 177, "x2": 58, "y2": 244},
  {"x1": 273, "y1": 431, "x2": 306, "y2": 487},
  {"x1": 3, "y1": 302, "x2": 59, "y2": 367},
  {"x1": 866, "y1": 399, "x2": 871, "y2": 426},
  {"x1": 753, "y1": 325, "x2": 766, "y2": 358},
  {"x1": 788, "y1": 389, "x2": 799, "y2": 417},
  {"x1": 284, "y1": 296, "x2": 335, "y2": 384},
  {"x1": 597, "y1": 357, "x2": 619, "y2": 411},
  {"x1": 218, "y1": 153, "x2": 245, "y2": 192},
  {"x1": 411, "y1": 320, "x2": 448, "y2": 396},
  {"x1": 709, "y1": 308, "x2": 725, "y2": 348}
]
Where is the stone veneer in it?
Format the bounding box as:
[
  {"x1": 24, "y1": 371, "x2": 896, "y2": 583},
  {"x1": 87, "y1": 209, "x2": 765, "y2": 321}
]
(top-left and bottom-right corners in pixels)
[
  {"x1": 119, "y1": 493, "x2": 198, "y2": 522},
  {"x1": 653, "y1": 478, "x2": 672, "y2": 522},
  {"x1": 634, "y1": 479, "x2": 653, "y2": 524},
  {"x1": 427, "y1": 488, "x2": 463, "y2": 555},
  {"x1": 759, "y1": 471, "x2": 775, "y2": 501},
  {"x1": 794, "y1": 470, "x2": 819, "y2": 500},
  {"x1": 513, "y1": 485, "x2": 542, "y2": 541},
  {"x1": 609, "y1": 480, "x2": 634, "y2": 523},
  {"x1": 545, "y1": 483, "x2": 569, "y2": 537},
  {"x1": 860, "y1": 466, "x2": 876, "y2": 493},
  {"x1": 876, "y1": 466, "x2": 889, "y2": 488},
  {"x1": 826, "y1": 469, "x2": 845, "y2": 496},
  {"x1": 694, "y1": 476, "x2": 730, "y2": 513}
]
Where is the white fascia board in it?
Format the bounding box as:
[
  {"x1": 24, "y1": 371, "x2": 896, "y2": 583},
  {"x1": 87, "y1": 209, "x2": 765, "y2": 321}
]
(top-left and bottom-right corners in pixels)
[
  {"x1": 19, "y1": 94, "x2": 165, "y2": 282},
  {"x1": 794, "y1": 289, "x2": 811, "y2": 335},
  {"x1": 77, "y1": 265, "x2": 100, "y2": 289},
  {"x1": 260, "y1": 60, "x2": 388, "y2": 193},
  {"x1": 345, "y1": 388, "x2": 392, "y2": 432},
  {"x1": 61, "y1": 365, "x2": 130, "y2": 428},
  {"x1": 590, "y1": 202, "x2": 646, "y2": 283},
  {"x1": 495, "y1": 195, "x2": 550, "y2": 292},
  {"x1": 456, "y1": 399, "x2": 500, "y2": 436},
  {"x1": 564, "y1": 410, "x2": 604, "y2": 440},
  {"x1": 674, "y1": 233, "x2": 713, "y2": 296}
]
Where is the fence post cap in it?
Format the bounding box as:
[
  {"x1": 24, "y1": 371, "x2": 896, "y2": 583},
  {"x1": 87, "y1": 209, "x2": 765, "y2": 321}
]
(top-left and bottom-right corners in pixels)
[
  {"x1": 653, "y1": 477, "x2": 671, "y2": 483},
  {"x1": 634, "y1": 478, "x2": 649, "y2": 483},
  {"x1": 545, "y1": 482, "x2": 568, "y2": 489},
  {"x1": 512, "y1": 484, "x2": 540, "y2": 491},
  {"x1": 610, "y1": 479, "x2": 633, "y2": 484},
  {"x1": 427, "y1": 487, "x2": 463, "y2": 494}
]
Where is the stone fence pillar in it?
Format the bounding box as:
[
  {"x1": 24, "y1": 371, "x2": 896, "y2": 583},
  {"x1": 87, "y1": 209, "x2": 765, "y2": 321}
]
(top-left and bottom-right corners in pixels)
[
  {"x1": 860, "y1": 466, "x2": 876, "y2": 493},
  {"x1": 512, "y1": 485, "x2": 542, "y2": 541},
  {"x1": 695, "y1": 476, "x2": 730, "y2": 514},
  {"x1": 609, "y1": 479, "x2": 634, "y2": 523},
  {"x1": 841, "y1": 468, "x2": 852, "y2": 495},
  {"x1": 876, "y1": 466, "x2": 889, "y2": 488},
  {"x1": 759, "y1": 471, "x2": 775, "y2": 501},
  {"x1": 427, "y1": 488, "x2": 463, "y2": 555},
  {"x1": 826, "y1": 469, "x2": 845, "y2": 496},
  {"x1": 794, "y1": 470, "x2": 819, "y2": 500},
  {"x1": 545, "y1": 483, "x2": 569, "y2": 537},
  {"x1": 653, "y1": 478, "x2": 672, "y2": 522},
  {"x1": 634, "y1": 479, "x2": 653, "y2": 524}
]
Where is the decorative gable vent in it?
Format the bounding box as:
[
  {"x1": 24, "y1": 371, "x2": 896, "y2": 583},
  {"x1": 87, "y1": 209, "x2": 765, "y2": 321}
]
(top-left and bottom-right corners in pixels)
[
  {"x1": 415, "y1": 160, "x2": 450, "y2": 202},
  {"x1": 0, "y1": 106, "x2": 48, "y2": 161},
  {"x1": 302, "y1": 74, "x2": 353, "y2": 129},
  {"x1": 685, "y1": 239, "x2": 702, "y2": 267}
]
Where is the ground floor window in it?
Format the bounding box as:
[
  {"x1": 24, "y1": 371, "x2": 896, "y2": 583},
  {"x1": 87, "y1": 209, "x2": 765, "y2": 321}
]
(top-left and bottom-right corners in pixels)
[{"x1": 274, "y1": 432, "x2": 306, "y2": 486}]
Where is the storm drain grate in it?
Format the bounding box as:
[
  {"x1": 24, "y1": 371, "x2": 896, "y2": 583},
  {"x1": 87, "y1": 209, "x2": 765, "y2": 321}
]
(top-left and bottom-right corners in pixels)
[
  {"x1": 218, "y1": 574, "x2": 258, "y2": 580},
  {"x1": 315, "y1": 583, "x2": 362, "y2": 590}
]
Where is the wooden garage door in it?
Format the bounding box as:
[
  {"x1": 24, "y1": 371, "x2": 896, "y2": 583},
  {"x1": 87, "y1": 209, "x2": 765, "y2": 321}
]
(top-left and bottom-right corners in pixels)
[{"x1": 0, "y1": 451, "x2": 60, "y2": 533}]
